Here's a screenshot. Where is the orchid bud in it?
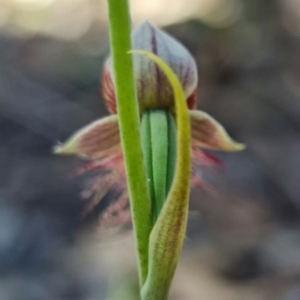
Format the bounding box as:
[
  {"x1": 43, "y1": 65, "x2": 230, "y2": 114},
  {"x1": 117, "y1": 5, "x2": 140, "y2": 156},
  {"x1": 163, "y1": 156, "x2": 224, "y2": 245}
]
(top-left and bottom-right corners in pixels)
[{"x1": 102, "y1": 21, "x2": 198, "y2": 114}]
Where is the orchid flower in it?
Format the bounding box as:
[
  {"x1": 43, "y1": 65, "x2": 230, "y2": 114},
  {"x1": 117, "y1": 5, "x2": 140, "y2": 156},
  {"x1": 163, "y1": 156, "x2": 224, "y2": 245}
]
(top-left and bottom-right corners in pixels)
[
  {"x1": 53, "y1": 21, "x2": 244, "y2": 228},
  {"x1": 54, "y1": 19, "x2": 245, "y2": 299}
]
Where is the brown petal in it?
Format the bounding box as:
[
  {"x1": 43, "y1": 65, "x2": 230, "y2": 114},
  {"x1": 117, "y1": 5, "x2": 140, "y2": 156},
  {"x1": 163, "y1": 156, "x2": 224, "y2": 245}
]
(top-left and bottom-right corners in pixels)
[
  {"x1": 53, "y1": 115, "x2": 120, "y2": 158},
  {"x1": 190, "y1": 110, "x2": 245, "y2": 151},
  {"x1": 101, "y1": 60, "x2": 117, "y2": 114}
]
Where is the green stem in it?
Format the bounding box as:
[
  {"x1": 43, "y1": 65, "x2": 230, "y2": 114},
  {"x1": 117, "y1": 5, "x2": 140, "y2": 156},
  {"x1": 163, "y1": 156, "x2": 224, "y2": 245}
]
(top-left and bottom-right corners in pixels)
[{"x1": 107, "y1": 0, "x2": 152, "y2": 285}]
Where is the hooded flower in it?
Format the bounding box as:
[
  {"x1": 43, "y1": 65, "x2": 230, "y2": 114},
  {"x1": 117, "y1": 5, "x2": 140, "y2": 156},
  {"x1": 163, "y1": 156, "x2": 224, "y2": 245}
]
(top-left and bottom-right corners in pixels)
[{"x1": 53, "y1": 22, "x2": 244, "y2": 229}]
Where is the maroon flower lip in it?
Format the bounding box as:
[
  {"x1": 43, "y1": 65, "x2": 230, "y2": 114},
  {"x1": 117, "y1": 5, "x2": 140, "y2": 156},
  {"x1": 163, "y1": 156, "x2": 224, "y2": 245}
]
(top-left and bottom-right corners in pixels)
[{"x1": 53, "y1": 21, "x2": 244, "y2": 229}]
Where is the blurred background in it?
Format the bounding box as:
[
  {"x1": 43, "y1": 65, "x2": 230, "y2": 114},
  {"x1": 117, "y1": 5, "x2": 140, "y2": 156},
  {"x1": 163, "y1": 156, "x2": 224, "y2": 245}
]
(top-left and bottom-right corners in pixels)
[{"x1": 1, "y1": 0, "x2": 300, "y2": 299}]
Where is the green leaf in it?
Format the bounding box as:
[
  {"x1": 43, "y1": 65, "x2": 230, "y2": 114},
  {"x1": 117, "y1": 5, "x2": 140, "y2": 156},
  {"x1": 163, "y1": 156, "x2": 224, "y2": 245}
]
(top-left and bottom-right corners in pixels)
[
  {"x1": 141, "y1": 110, "x2": 177, "y2": 223},
  {"x1": 166, "y1": 112, "x2": 177, "y2": 194},
  {"x1": 150, "y1": 110, "x2": 168, "y2": 220},
  {"x1": 141, "y1": 110, "x2": 155, "y2": 221},
  {"x1": 131, "y1": 51, "x2": 191, "y2": 300}
]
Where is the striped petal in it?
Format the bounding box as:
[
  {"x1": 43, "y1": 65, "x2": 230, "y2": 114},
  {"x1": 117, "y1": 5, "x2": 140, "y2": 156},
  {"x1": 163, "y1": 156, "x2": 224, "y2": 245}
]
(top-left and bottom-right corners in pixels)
[
  {"x1": 190, "y1": 110, "x2": 245, "y2": 151},
  {"x1": 53, "y1": 115, "x2": 120, "y2": 158},
  {"x1": 102, "y1": 21, "x2": 198, "y2": 114}
]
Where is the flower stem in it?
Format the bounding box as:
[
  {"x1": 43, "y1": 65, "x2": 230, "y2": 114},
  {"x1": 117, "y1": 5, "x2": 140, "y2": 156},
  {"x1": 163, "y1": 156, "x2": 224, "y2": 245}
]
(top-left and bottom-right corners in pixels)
[{"x1": 106, "y1": 0, "x2": 152, "y2": 285}]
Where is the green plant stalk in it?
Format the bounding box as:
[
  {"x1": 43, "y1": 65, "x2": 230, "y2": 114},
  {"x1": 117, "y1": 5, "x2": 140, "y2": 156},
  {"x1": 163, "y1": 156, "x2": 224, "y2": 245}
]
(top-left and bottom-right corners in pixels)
[
  {"x1": 133, "y1": 51, "x2": 191, "y2": 300},
  {"x1": 107, "y1": 0, "x2": 152, "y2": 285}
]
